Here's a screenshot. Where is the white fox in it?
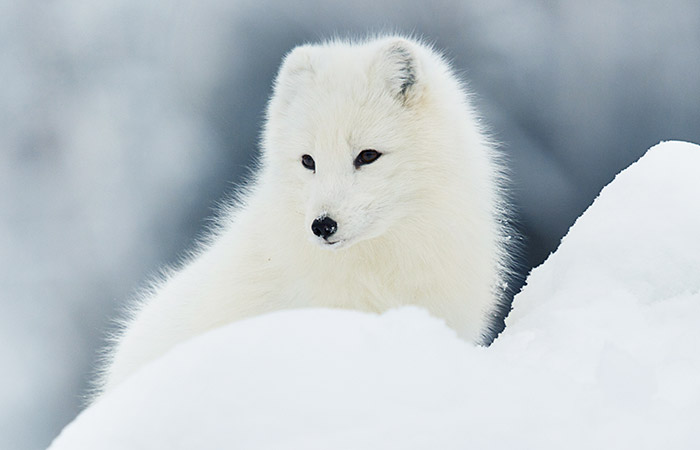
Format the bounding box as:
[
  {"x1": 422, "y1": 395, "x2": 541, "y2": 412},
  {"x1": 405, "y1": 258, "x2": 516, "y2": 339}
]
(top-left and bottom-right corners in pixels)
[{"x1": 100, "y1": 36, "x2": 513, "y2": 394}]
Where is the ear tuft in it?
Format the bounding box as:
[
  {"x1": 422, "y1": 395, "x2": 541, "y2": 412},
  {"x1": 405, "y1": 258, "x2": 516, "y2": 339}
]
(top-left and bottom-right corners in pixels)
[
  {"x1": 278, "y1": 45, "x2": 314, "y2": 79},
  {"x1": 377, "y1": 38, "x2": 422, "y2": 104},
  {"x1": 389, "y1": 44, "x2": 416, "y2": 96},
  {"x1": 269, "y1": 45, "x2": 315, "y2": 114}
]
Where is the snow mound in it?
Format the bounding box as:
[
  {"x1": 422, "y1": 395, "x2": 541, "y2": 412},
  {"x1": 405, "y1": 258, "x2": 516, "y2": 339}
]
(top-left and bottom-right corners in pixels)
[{"x1": 49, "y1": 141, "x2": 700, "y2": 450}]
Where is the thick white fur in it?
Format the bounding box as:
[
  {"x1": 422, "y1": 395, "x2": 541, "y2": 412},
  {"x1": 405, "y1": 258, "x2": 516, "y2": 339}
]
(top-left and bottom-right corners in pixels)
[{"x1": 100, "y1": 36, "x2": 511, "y2": 394}]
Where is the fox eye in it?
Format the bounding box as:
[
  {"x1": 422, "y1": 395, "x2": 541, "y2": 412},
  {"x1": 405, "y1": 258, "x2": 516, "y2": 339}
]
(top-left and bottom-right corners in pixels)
[
  {"x1": 354, "y1": 149, "x2": 382, "y2": 168},
  {"x1": 301, "y1": 154, "x2": 315, "y2": 171}
]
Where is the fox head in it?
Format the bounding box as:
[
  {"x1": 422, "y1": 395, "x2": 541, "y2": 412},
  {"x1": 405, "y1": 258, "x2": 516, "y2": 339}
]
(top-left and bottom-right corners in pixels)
[{"x1": 262, "y1": 37, "x2": 449, "y2": 250}]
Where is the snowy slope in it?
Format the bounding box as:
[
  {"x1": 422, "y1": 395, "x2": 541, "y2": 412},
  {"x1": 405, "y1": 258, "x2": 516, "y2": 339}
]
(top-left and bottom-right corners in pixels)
[{"x1": 49, "y1": 141, "x2": 700, "y2": 450}]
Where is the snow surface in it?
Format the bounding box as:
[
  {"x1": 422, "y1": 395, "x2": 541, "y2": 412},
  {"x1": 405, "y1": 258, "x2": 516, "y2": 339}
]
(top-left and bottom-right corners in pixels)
[{"x1": 49, "y1": 141, "x2": 700, "y2": 450}]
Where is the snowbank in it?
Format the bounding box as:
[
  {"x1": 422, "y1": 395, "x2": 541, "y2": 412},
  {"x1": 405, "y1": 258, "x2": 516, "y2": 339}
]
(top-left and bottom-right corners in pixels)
[{"x1": 49, "y1": 141, "x2": 700, "y2": 450}]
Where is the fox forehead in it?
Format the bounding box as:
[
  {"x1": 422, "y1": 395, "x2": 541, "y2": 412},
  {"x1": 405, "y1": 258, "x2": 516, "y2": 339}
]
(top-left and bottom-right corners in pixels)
[
  {"x1": 282, "y1": 95, "x2": 402, "y2": 163},
  {"x1": 296, "y1": 68, "x2": 408, "y2": 144}
]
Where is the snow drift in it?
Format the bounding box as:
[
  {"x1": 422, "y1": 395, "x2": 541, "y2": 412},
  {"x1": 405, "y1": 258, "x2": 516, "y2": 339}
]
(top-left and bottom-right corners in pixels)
[{"x1": 49, "y1": 141, "x2": 700, "y2": 450}]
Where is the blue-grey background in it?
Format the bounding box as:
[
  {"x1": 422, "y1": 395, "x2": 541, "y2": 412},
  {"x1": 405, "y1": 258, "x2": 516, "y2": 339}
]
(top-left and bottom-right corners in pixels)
[{"x1": 2, "y1": 1, "x2": 699, "y2": 448}]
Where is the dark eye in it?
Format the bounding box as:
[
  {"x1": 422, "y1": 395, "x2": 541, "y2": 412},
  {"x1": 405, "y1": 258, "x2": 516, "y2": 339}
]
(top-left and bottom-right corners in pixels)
[
  {"x1": 301, "y1": 154, "x2": 315, "y2": 171},
  {"x1": 354, "y1": 149, "x2": 382, "y2": 168}
]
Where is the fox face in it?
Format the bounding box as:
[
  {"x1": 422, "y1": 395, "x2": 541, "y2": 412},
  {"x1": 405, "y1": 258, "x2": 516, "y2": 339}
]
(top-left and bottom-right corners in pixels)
[
  {"x1": 263, "y1": 38, "x2": 435, "y2": 250},
  {"x1": 300, "y1": 145, "x2": 396, "y2": 250},
  {"x1": 295, "y1": 101, "x2": 416, "y2": 250}
]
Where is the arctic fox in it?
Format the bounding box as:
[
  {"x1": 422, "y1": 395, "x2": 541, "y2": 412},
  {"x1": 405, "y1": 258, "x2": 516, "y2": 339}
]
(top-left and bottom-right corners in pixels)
[{"x1": 100, "y1": 36, "x2": 512, "y2": 393}]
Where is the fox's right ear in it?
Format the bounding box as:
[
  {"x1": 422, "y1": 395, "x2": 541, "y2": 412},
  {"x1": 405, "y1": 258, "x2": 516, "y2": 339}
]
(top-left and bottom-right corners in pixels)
[{"x1": 270, "y1": 45, "x2": 315, "y2": 108}]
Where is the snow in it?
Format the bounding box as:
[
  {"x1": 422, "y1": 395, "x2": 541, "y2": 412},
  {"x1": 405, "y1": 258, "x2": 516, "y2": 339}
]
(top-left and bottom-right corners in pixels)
[{"x1": 48, "y1": 141, "x2": 700, "y2": 449}]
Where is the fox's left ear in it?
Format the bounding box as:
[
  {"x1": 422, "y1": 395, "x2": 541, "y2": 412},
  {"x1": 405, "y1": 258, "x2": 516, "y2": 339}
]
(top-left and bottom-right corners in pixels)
[
  {"x1": 375, "y1": 38, "x2": 424, "y2": 105},
  {"x1": 271, "y1": 44, "x2": 315, "y2": 108}
]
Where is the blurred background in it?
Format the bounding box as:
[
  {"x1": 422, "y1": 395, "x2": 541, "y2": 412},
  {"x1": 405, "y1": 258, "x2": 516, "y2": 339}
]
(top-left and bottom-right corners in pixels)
[{"x1": 1, "y1": 1, "x2": 699, "y2": 448}]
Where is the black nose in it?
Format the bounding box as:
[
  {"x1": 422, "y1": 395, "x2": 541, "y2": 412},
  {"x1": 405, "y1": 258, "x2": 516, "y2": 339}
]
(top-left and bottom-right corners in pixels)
[{"x1": 311, "y1": 216, "x2": 338, "y2": 239}]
